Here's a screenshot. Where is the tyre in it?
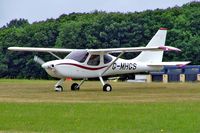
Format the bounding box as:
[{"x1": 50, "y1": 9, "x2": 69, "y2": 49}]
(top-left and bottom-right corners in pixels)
[
  {"x1": 103, "y1": 84, "x2": 112, "y2": 92},
  {"x1": 71, "y1": 83, "x2": 80, "y2": 91},
  {"x1": 55, "y1": 85, "x2": 63, "y2": 92}
]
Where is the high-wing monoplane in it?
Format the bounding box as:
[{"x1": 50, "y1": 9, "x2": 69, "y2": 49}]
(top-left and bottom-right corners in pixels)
[{"x1": 8, "y1": 28, "x2": 190, "y2": 92}]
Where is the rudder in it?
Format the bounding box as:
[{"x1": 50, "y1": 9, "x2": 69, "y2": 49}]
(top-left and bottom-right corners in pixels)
[{"x1": 134, "y1": 28, "x2": 167, "y2": 63}]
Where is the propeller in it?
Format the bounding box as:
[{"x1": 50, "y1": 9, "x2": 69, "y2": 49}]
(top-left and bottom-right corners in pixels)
[
  {"x1": 34, "y1": 55, "x2": 45, "y2": 65},
  {"x1": 34, "y1": 55, "x2": 56, "y2": 72},
  {"x1": 34, "y1": 56, "x2": 58, "y2": 78}
]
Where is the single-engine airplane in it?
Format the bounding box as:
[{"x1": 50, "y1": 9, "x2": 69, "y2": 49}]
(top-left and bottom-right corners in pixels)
[{"x1": 8, "y1": 28, "x2": 190, "y2": 92}]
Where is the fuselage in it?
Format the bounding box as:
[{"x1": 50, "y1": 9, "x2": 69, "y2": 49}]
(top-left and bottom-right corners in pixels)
[{"x1": 42, "y1": 50, "x2": 162, "y2": 78}]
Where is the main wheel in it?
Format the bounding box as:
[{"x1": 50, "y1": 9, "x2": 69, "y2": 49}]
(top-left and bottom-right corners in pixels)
[
  {"x1": 103, "y1": 84, "x2": 112, "y2": 92},
  {"x1": 71, "y1": 83, "x2": 80, "y2": 91},
  {"x1": 55, "y1": 85, "x2": 63, "y2": 92}
]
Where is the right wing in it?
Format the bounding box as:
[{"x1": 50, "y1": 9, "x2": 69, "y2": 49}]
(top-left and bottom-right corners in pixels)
[
  {"x1": 8, "y1": 47, "x2": 75, "y2": 53},
  {"x1": 87, "y1": 46, "x2": 181, "y2": 54}
]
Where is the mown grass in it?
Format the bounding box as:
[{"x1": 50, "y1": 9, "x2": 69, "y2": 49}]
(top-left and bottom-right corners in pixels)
[
  {"x1": 0, "y1": 102, "x2": 200, "y2": 133},
  {"x1": 0, "y1": 79, "x2": 200, "y2": 133}
]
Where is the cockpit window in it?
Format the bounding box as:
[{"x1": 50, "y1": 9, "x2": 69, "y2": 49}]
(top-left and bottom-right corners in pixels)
[
  {"x1": 87, "y1": 55, "x2": 100, "y2": 66},
  {"x1": 65, "y1": 50, "x2": 88, "y2": 63},
  {"x1": 104, "y1": 54, "x2": 112, "y2": 64}
]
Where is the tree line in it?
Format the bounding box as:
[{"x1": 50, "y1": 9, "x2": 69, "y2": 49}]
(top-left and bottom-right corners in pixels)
[{"x1": 0, "y1": 1, "x2": 200, "y2": 79}]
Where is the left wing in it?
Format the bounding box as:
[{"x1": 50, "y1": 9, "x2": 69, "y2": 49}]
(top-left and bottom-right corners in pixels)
[{"x1": 8, "y1": 47, "x2": 75, "y2": 53}]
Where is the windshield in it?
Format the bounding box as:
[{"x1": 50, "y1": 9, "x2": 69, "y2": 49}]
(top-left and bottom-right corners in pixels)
[
  {"x1": 104, "y1": 54, "x2": 113, "y2": 64},
  {"x1": 65, "y1": 50, "x2": 88, "y2": 63}
]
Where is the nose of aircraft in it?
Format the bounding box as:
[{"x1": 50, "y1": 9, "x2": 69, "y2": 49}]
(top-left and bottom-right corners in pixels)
[
  {"x1": 41, "y1": 61, "x2": 62, "y2": 78},
  {"x1": 42, "y1": 63, "x2": 48, "y2": 69},
  {"x1": 42, "y1": 62, "x2": 55, "y2": 69}
]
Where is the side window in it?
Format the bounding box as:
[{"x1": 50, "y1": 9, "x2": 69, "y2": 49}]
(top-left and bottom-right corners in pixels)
[
  {"x1": 87, "y1": 55, "x2": 100, "y2": 66},
  {"x1": 104, "y1": 54, "x2": 112, "y2": 64},
  {"x1": 79, "y1": 53, "x2": 89, "y2": 63}
]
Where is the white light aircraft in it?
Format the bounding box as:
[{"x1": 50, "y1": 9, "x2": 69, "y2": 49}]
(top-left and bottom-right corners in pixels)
[{"x1": 8, "y1": 28, "x2": 190, "y2": 92}]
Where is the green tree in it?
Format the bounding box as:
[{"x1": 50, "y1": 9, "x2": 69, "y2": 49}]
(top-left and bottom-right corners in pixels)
[{"x1": 1, "y1": 1, "x2": 200, "y2": 79}]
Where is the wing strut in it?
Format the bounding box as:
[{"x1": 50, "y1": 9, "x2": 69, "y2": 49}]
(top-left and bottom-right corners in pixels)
[
  {"x1": 48, "y1": 52, "x2": 61, "y2": 59},
  {"x1": 100, "y1": 52, "x2": 124, "y2": 76}
]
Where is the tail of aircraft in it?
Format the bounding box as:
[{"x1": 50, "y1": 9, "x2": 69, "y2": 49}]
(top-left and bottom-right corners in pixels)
[{"x1": 134, "y1": 28, "x2": 167, "y2": 63}]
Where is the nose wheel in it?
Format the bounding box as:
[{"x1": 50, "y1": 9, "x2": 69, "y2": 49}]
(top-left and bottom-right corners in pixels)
[
  {"x1": 54, "y1": 78, "x2": 65, "y2": 92},
  {"x1": 55, "y1": 85, "x2": 63, "y2": 92}
]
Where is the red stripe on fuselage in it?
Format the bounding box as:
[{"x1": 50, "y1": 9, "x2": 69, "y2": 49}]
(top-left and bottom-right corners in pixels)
[{"x1": 57, "y1": 63, "x2": 107, "y2": 70}]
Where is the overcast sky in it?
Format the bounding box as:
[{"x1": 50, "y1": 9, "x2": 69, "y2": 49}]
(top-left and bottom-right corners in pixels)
[{"x1": 0, "y1": 0, "x2": 194, "y2": 27}]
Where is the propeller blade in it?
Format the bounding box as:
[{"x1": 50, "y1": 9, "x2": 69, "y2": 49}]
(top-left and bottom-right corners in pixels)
[{"x1": 34, "y1": 55, "x2": 45, "y2": 65}]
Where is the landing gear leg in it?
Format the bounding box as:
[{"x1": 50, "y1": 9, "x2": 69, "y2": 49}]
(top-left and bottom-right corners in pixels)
[
  {"x1": 99, "y1": 77, "x2": 112, "y2": 92},
  {"x1": 71, "y1": 79, "x2": 86, "y2": 91},
  {"x1": 54, "y1": 78, "x2": 65, "y2": 92}
]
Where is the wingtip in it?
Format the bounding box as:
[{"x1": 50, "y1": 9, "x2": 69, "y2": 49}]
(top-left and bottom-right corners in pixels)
[
  {"x1": 8, "y1": 47, "x2": 19, "y2": 51},
  {"x1": 7, "y1": 47, "x2": 13, "y2": 50},
  {"x1": 174, "y1": 48, "x2": 181, "y2": 52},
  {"x1": 159, "y1": 46, "x2": 181, "y2": 52}
]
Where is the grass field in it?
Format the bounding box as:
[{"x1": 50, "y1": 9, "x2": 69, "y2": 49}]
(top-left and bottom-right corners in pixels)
[{"x1": 0, "y1": 79, "x2": 200, "y2": 133}]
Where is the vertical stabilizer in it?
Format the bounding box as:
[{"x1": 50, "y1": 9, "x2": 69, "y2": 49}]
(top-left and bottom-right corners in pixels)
[{"x1": 134, "y1": 28, "x2": 167, "y2": 63}]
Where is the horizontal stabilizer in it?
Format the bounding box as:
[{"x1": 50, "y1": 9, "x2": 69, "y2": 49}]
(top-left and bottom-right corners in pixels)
[{"x1": 147, "y1": 61, "x2": 190, "y2": 67}]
